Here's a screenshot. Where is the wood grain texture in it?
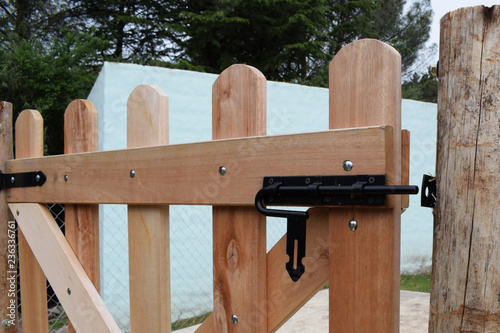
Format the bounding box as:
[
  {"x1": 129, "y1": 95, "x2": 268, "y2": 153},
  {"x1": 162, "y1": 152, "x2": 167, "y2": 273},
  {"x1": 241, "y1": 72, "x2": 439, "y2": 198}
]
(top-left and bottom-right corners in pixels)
[
  {"x1": 430, "y1": 6, "x2": 500, "y2": 332},
  {"x1": 197, "y1": 208, "x2": 330, "y2": 333},
  {"x1": 9, "y1": 203, "x2": 120, "y2": 333},
  {"x1": 64, "y1": 99, "x2": 99, "y2": 333},
  {"x1": 6, "y1": 127, "x2": 390, "y2": 205},
  {"x1": 329, "y1": 39, "x2": 402, "y2": 332},
  {"x1": 0, "y1": 101, "x2": 17, "y2": 332},
  {"x1": 15, "y1": 110, "x2": 48, "y2": 332},
  {"x1": 212, "y1": 64, "x2": 267, "y2": 332},
  {"x1": 127, "y1": 85, "x2": 171, "y2": 332}
]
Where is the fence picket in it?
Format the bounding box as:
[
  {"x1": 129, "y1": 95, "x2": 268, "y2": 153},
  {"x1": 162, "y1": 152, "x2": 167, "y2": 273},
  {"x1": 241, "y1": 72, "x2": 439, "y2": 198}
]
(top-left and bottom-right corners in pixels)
[
  {"x1": 212, "y1": 64, "x2": 267, "y2": 332},
  {"x1": 64, "y1": 99, "x2": 100, "y2": 333},
  {"x1": 15, "y1": 110, "x2": 48, "y2": 332},
  {"x1": 127, "y1": 85, "x2": 171, "y2": 332},
  {"x1": 328, "y1": 39, "x2": 402, "y2": 332}
]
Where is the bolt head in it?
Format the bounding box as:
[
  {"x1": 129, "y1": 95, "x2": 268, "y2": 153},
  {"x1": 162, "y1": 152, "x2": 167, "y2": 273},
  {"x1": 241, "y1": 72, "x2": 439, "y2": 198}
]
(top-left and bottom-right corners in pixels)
[
  {"x1": 64, "y1": 175, "x2": 69, "y2": 182},
  {"x1": 231, "y1": 314, "x2": 238, "y2": 324},
  {"x1": 10, "y1": 176, "x2": 15, "y2": 184},
  {"x1": 343, "y1": 160, "x2": 353, "y2": 172},
  {"x1": 348, "y1": 220, "x2": 358, "y2": 232},
  {"x1": 1, "y1": 319, "x2": 11, "y2": 328},
  {"x1": 130, "y1": 170, "x2": 136, "y2": 178},
  {"x1": 219, "y1": 166, "x2": 227, "y2": 176},
  {"x1": 35, "y1": 174, "x2": 41, "y2": 182},
  {"x1": 67, "y1": 288, "x2": 71, "y2": 295}
]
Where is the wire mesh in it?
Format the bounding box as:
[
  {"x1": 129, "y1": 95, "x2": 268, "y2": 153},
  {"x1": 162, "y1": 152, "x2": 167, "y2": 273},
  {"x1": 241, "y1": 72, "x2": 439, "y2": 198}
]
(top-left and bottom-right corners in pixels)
[{"x1": 15, "y1": 203, "x2": 287, "y2": 332}]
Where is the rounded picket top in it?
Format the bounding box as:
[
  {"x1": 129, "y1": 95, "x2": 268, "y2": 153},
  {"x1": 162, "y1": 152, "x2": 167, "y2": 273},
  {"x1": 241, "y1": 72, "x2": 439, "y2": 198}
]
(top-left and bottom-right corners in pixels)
[
  {"x1": 64, "y1": 99, "x2": 98, "y2": 154},
  {"x1": 127, "y1": 84, "x2": 169, "y2": 148},
  {"x1": 15, "y1": 110, "x2": 44, "y2": 159},
  {"x1": 329, "y1": 38, "x2": 402, "y2": 130},
  {"x1": 212, "y1": 64, "x2": 267, "y2": 140}
]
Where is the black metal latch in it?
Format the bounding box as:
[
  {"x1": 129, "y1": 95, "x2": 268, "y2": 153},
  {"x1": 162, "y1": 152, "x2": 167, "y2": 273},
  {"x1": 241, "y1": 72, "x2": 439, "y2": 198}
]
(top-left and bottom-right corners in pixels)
[
  {"x1": 255, "y1": 175, "x2": 419, "y2": 282},
  {"x1": 0, "y1": 171, "x2": 46, "y2": 190}
]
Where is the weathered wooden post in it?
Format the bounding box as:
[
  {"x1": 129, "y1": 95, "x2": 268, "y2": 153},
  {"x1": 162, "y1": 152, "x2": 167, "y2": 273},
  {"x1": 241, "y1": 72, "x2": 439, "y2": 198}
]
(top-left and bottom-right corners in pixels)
[
  {"x1": 0, "y1": 101, "x2": 17, "y2": 332},
  {"x1": 430, "y1": 5, "x2": 500, "y2": 332}
]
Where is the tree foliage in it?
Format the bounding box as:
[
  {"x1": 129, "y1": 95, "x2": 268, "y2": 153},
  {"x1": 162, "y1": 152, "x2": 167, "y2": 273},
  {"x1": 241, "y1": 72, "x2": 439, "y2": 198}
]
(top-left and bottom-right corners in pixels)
[
  {"x1": 0, "y1": 0, "x2": 435, "y2": 153},
  {"x1": 402, "y1": 66, "x2": 438, "y2": 103}
]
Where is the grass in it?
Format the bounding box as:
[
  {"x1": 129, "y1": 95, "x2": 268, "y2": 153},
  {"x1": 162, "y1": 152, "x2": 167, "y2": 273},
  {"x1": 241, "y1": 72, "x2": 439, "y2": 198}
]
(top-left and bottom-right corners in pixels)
[
  {"x1": 400, "y1": 273, "x2": 431, "y2": 293},
  {"x1": 171, "y1": 312, "x2": 212, "y2": 331}
]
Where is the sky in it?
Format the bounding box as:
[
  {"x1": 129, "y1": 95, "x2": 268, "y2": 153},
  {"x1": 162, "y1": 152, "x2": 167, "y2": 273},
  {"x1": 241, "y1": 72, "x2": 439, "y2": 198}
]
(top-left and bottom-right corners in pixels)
[{"x1": 428, "y1": 0, "x2": 498, "y2": 61}]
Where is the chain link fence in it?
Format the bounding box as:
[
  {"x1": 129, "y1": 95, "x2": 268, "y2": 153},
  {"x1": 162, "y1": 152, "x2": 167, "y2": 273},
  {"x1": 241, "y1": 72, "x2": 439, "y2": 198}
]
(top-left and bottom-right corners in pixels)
[{"x1": 16, "y1": 203, "x2": 287, "y2": 332}]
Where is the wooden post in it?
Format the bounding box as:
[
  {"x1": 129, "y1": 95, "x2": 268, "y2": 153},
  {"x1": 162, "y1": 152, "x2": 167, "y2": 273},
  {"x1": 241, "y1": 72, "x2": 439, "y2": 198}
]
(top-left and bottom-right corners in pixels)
[
  {"x1": 64, "y1": 99, "x2": 100, "y2": 333},
  {"x1": 127, "y1": 85, "x2": 171, "y2": 332},
  {"x1": 15, "y1": 110, "x2": 48, "y2": 332},
  {"x1": 329, "y1": 39, "x2": 402, "y2": 332},
  {"x1": 0, "y1": 101, "x2": 17, "y2": 332},
  {"x1": 212, "y1": 64, "x2": 267, "y2": 332},
  {"x1": 430, "y1": 6, "x2": 500, "y2": 332}
]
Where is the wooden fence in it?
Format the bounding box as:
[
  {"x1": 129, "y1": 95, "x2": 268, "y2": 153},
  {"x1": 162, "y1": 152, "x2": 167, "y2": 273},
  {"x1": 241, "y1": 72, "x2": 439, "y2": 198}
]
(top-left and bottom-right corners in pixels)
[{"x1": 0, "y1": 39, "x2": 411, "y2": 332}]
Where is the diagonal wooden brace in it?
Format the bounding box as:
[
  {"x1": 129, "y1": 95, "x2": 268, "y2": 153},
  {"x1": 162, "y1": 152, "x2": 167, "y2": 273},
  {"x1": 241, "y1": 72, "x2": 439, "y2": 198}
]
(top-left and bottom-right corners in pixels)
[{"x1": 9, "y1": 203, "x2": 120, "y2": 333}]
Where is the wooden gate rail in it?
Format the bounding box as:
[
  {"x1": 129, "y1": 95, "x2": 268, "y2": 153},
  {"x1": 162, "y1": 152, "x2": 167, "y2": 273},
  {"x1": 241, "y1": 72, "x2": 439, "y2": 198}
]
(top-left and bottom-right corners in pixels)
[
  {"x1": 0, "y1": 38, "x2": 411, "y2": 332},
  {"x1": 5, "y1": 126, "x2": 391, "y2": 205}
]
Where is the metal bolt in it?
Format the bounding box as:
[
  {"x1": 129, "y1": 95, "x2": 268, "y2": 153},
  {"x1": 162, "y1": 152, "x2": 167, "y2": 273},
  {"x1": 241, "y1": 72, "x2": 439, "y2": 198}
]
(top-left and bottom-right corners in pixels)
[
  {"x1": 219, "y1": 166, "x2": 227, "y2": 176},
  {"x1": 368, "y1": 176, "x2": 375, "y2": 184},
  {"x1": 305, "y1": 177, "x2": 311, "y2": 184},
  {"x1": 231, "y1": 314, "x2": 238, "y2": 325},
  {"x1": 10, "y1": 176, "x2": 15, "y2": 184},
  {"x1": 64, "y1": 175, "x2": 69, "y2": 182},
  {"x1": 67, "y1": 288, "x2": 71, "y2": 295},
  {"x1": 268, "y1": 178, "x2": 274, "y2": 185},
  {"x1": 343, "y1": 160, "x2": 353, "y2": 172},
  {"x1": 348, "y1": 220, "x2": 358, "y2": 232},
  {"x1": 130, "y1": 170, "x2": 136, "y2": 178},
  {"x1": 35, "y1": 174, "x2": 41, "y2": 183},
  {"x1": 1, "y1": 319, "x2": 11, "y2": 328},
  {"x1": 16, "y1": 210, "x2": 19, "y2": 216}
]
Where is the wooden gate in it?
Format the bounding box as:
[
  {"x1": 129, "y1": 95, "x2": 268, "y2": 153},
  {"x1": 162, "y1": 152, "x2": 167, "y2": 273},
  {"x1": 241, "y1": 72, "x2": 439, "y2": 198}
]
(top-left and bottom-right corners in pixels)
[{"x1": 0, "y1": 39, "x2": 411, "y2": 332}]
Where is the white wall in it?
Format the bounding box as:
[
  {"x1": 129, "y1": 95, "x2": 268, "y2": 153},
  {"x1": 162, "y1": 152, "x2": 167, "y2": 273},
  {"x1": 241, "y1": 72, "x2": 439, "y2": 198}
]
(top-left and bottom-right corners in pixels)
[{"x1": 88, "y1": 62, "x2": 436, "y2": 327}]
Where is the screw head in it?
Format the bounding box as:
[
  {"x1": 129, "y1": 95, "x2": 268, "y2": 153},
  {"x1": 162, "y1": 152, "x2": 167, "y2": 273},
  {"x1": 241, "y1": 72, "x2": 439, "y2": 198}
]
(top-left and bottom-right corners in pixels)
[
  {"x1": 219, "y1": 166, "x2": 227, "y2": 176},
  {"x1": 343, "y1": 160, "x2": 353, "y2": 172},
  {"x1": 35, "y1": 174, "x2": 41, "y2": 182},
  {"x1": 231, "y1": 314, "x2": 238, "y2": 325},
  {"x1": 348, "y1": 220, "x2": 358, "y2": 232},
  {"x1": 10, "y1": 176, "x2": 15, "y2": 184},
  {"x1": 1, "y1": 319, "x2": 11, "y2": 328},
  {"x1": 16, "y1": 210, "x2": 19, "y2": 216},
  {"x1": 130, "y1": 170, "x2": 136, "y2": 178},
  {"x1": 67, "y1": 288, "x2": 71, "y2": 295},
  {"x1": 64, "y1": 175, "x2": 69, "y2": 182}
]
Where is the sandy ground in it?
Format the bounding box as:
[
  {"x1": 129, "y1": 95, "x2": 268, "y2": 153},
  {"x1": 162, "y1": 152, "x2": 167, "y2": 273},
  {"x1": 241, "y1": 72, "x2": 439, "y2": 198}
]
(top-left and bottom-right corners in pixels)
[{"x1": 178, "y1": 290, "x2": 430, "y2": 332}]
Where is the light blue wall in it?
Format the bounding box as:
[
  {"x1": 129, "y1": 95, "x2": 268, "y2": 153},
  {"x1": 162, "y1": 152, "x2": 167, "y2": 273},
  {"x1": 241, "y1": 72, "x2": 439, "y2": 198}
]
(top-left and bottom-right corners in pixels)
[{"x1": 88, "y1": 62, "x2": 436, "y2": 328}]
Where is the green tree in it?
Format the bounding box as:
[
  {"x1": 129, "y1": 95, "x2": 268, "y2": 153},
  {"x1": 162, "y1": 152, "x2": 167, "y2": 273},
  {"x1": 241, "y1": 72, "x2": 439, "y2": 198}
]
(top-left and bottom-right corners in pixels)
[
  {"x1": 402, "y1": 66, "x2": 438, "y2": 103},
  {"x1": 70, "y1": 0, "x2": 180, "y2": 63},
  {"x1": 173, "y1": 0, "x2": 326, "y2": 82},
  {"x1": 0, "y1": 0, "x2": 105, "y2": 154},
  {"x1": 371, "y1": 0, "x2": 433, "y2": 77},
  {"x1": 174, "y1": 0, "x2": 433, "y2": 86}
]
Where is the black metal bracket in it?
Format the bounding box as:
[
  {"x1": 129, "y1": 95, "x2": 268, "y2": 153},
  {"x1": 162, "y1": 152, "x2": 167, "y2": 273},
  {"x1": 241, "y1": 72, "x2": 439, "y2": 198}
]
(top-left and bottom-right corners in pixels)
[
  {"x1": 255, "y1": 175, "x2": 419, "y2": 282},
  {"x1": 0, "y1": 171, "x2": 46, "y2": 191},
  {"x1": 421, "y1": 174, "x2": 436, "y2": 208}
]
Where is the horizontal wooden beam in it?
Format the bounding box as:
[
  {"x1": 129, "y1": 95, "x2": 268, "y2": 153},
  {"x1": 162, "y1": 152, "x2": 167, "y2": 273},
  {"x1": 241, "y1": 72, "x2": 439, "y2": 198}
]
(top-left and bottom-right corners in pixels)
[
  {"x1": 6, "y1": 126, "x2": 391, "y2": 205},
  {"x1": 9, "y1": 203, "x2": 120, "y2": 333}
]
